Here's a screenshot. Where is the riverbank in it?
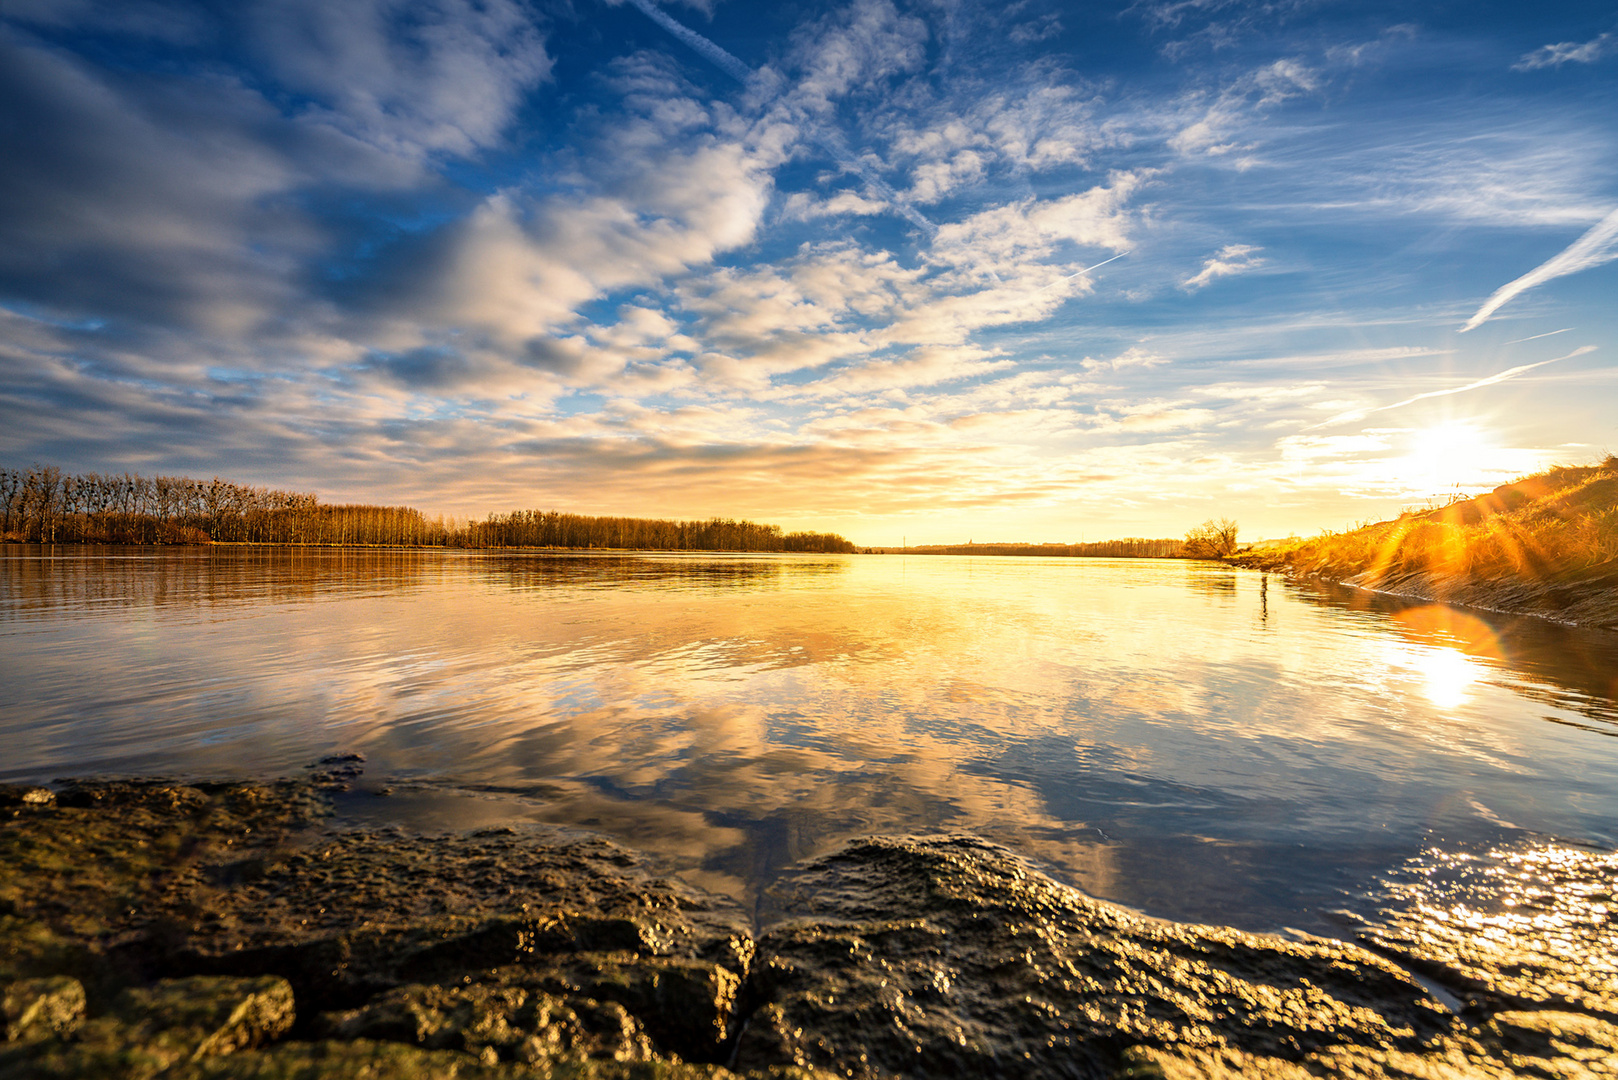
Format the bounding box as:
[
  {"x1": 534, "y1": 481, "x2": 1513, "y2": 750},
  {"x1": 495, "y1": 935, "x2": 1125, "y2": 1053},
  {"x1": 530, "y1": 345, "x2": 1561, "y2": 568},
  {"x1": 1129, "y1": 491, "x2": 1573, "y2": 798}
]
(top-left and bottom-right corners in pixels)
[
  {"x1": 4, "y1": 771, "x2": 1613, "y2": 1079},
  {"x1": 1230, "y1": 458, "x2": 1618, "y2": 629}
]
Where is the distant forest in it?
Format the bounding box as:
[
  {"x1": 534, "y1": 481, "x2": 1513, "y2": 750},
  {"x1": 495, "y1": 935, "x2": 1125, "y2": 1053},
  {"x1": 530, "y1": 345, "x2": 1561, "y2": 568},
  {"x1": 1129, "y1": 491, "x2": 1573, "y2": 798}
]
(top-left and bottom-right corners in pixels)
[
  {"x1": 0, "y1": 464, "x2": 856, "y2": 553},
  {"x1": 879, "y1": 540, "x2": 1182, "y2": 558}
]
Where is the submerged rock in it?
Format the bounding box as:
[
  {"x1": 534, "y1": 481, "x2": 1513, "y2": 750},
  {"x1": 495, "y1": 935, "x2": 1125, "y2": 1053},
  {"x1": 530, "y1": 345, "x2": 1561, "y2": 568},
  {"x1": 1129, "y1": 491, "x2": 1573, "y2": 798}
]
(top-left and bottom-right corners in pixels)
[{"x1": 2, "y1": 779, "x2": 1614, "y2": 1078}]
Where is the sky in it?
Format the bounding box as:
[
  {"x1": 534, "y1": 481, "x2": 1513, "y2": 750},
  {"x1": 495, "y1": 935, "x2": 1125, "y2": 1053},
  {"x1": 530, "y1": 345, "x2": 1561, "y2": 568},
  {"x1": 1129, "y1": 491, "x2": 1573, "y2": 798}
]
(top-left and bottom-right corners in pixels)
[{"x1": 1, "y1": 0, "x2": 1615, "y2": 544}]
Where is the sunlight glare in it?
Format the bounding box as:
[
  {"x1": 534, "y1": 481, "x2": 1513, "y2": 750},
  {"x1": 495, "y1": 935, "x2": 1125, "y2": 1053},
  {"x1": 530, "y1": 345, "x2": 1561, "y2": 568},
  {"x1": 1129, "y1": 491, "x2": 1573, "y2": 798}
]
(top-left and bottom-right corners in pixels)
[
  {"x1": 1416, "y1": 647, "x2": 1478, "y2": 711},
  {"x1": 1400, "y1": 421, "x2": 1493, "y2": 497}
]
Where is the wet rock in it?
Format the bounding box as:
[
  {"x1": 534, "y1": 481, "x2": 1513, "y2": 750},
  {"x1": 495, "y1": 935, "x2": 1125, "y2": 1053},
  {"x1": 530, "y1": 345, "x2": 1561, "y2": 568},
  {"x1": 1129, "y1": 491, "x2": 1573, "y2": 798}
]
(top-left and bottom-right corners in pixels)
[
  {"x1": 166, "y1": 1039, "x2": 826, "y2": 1078},
  {"x1": 0, "y1": 975, "x2": 294, "y2": 1078},
  {"x1": 1, "y1": 977, "x2": 84, "y2": 1042},
  {"x1": 319, "y1": 981, "x2": 654, "y2": 1065},
  {"x1": 305, "y1": 755, "x2": 365, "y2": 790},
  {"x1": 0, "y1": 787, "x2": 53, "y2": 811},
  {"x1": 454, "y1": 956, "x2": 741, "y2": 1062},
  {"x1": 54, "y1": 780, "x2": 209, "y2": 815},
  {"x1": 1484, "y1": 1011, "x2": 1618, "y2": 1079},
  {"x1": 1111, "y1": 1043, "x2": 1315, "y2": 1079},
  {"x1": 6, "y1": 780, "x2": 1611, "y2": 1079},
  {"x1": 166, "y1": 1038, "x2": 525, "y2": 1079},
  {"x1": 734, "y1": 836, "x2": 1457, "y2": 1079},
  {"x1": 109, "y1": 975, "x2": 296, "y2": 1058}
]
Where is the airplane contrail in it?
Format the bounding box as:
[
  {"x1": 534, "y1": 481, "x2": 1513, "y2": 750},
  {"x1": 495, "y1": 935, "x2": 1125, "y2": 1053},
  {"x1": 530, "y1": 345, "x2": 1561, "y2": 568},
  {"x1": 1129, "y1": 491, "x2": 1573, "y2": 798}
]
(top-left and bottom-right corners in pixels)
[
  {"x1": 1461, "y1": 207, "x2": 1618, "y2": 332},
  {"x1": 624, "y1": 0, "x2": 752, "y2": 83},
  {"x1": 1035, "y1": 250, "x2": 1130, "y2": 292},
  {"x1": 1312, "y1": 345, "x2": 1596, "y2": 428},
  {"x1": 1501, "y1": 327, "x2": 1574, "y2": 345},
  {"x1": 622, "y1": 0, "x2": 938, "y2": 236}
]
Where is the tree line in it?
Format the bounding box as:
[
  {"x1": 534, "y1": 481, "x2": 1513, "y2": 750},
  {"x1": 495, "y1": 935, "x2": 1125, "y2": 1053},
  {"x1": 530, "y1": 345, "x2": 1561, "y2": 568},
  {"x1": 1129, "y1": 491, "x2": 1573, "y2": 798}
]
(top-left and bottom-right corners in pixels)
[
  {"x1": 0, "y1": 464, "x2": 855, "y2": 553},
  {"x1": 463, "y1": 509, "x2": 853, "y2": 553},
  {"x1": 882, "y1": 539, "x2": 1184, "y2": 558}
]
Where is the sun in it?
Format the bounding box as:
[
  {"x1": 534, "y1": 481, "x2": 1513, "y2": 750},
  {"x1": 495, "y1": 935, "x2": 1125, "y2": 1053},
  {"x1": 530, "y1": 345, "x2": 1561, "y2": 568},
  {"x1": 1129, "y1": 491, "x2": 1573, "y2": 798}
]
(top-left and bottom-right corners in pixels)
[{"x1": 1398, "y1": 421, "x2": 1494, "y2": 497}]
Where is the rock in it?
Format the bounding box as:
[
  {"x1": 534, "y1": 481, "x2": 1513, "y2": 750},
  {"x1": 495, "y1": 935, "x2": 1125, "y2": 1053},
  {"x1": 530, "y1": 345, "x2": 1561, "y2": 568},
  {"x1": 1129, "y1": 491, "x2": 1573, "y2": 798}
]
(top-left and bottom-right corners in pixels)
[
  {"x1": 319, "y1": 981, "x2": 654, "y2": 1066},
  {"x1": 305, "y1": 755, "x2": 365, "y2": 790},
  {"x1": 1, "y1": 977, "x2": 84, "y2": 1042},
  {"x1": 110, "y1": 975, "x2": 296, "y2": 1059},
  {"x1": 0, "y1": 975, "x2": 295, "y2": 1079},
  {"x1": 314, "y1": 955, "x2": 741, "y2": 1066},
  {"x1": 733, "y1": 835, "x2": 1457, "y2": 1079},
  {"x1": 54, "y1": 780, "x2": 209, "y2": 814},
  {"x1": 1486, "y1": 1010, "x2": 1618, "y2": 1074},
  {"x1": 6, "y1": 779, "x2": 1612, "y2": 1079},
  {"x1": 1111, "y1": 1044, "x2": 1316, "y2": 1079},
  {"x1": 0, "y1": 787, "x2": 53, "y2": 810},
  {"x1": 161, "y1": 1038, "x2": 824, "y2": 1078}
]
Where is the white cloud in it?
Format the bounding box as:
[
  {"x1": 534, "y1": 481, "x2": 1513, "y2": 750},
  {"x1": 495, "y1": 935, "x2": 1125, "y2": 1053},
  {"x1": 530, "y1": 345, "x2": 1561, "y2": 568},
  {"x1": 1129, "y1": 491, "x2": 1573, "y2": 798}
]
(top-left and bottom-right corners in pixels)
[
  {"x1": 1167, "y1": 58, "x2": 1316, "y2": 161},
  {"x1": 1083, "y1": 346, "x2": 1165, "y2": 372},
  {"x1": 779, "y1": 190, "x2": 890, "y2": 221},
  {"x1": 932, "y1": 172, "x2": 1143, "y2": 272},
  {"x1": 1183, "y1": 243, "x2": 1264, "y2": 289},
  {"x1": 785, "y1": 0, "x2": 928, "y2": 117},
  {"x1": 406, "y1": 124, "x2": 779, "y2": 349},
  {"x1": 905, "y1": 149, "x2": 987, "y2": 204},
  {"x1": 1513, "y1": 32, "x2": 1616, "y2": 71},
  {"x1": 250, "y1": 0, "x2": 552, "y2": 157},
  {"x1": 802, "y1": 345, "x2": 1012, "y2": 398}
]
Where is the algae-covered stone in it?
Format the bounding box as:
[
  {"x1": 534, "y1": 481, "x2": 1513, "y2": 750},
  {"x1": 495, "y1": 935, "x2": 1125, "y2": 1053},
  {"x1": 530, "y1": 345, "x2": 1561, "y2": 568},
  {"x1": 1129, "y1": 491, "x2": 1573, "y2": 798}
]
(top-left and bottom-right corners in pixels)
[
  {"x1": 1, "y1": 978, "x2": 84, "y2": 1042},
  {"x1": 54, "y1": 780, "x2": 210, "y2": 815},
  {"x1": 321, "y1": 956, "x2": 739, "y2": 1065}
]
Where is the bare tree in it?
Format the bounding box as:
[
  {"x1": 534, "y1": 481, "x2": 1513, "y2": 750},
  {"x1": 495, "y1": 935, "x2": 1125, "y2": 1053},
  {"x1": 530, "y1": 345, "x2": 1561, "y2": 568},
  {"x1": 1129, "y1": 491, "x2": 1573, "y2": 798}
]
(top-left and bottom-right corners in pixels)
[{"x1": 1184, "y1": 517, "x2": 1239, "y2": 559}]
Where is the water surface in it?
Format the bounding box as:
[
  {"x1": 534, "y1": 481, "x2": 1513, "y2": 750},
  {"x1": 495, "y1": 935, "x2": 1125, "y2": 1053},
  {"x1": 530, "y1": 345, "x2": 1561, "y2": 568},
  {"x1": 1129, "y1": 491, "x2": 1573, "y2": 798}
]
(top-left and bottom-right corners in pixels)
[{"x1": 4, "y1": 545, "x2": 1616, "y2": 934}]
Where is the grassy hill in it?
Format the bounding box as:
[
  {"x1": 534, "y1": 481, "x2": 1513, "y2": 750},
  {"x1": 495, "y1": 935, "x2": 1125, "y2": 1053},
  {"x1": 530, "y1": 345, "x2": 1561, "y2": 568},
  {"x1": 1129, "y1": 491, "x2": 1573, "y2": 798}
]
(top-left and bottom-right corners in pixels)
[{"x1": 1231, "y1": 456, "x2": 1618, "y2": 628}]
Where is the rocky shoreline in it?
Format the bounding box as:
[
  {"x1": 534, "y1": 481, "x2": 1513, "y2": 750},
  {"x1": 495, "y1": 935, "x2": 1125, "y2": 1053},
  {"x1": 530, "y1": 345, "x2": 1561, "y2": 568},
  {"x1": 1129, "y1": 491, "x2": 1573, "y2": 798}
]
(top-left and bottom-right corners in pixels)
[{"x1": 3, "y1": 772, "x2": 1614, "y2": 1079}]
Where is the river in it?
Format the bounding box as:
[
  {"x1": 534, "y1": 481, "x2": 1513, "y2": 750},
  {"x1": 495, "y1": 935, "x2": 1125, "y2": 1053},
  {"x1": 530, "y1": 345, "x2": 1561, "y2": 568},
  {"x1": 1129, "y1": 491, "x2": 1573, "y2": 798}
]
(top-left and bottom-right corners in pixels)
[{"x1": 3, "y1": 545, "x2": 1616, "y2": 936}]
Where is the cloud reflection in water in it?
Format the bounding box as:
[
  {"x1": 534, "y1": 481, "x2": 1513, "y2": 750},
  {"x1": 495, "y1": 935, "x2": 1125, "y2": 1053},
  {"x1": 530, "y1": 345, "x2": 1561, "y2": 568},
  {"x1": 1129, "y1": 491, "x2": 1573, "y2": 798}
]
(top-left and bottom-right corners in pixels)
[{"x1": 2, "y1": 548, "x2": 1617, "y2": 935}]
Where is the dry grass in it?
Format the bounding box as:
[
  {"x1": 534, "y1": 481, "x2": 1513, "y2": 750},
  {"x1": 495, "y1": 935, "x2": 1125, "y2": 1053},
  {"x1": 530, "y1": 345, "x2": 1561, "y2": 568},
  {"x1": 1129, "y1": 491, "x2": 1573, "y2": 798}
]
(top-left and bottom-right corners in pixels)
[{"x1": 1238, "y1": 456, "x2": 1618, "y2": 587}]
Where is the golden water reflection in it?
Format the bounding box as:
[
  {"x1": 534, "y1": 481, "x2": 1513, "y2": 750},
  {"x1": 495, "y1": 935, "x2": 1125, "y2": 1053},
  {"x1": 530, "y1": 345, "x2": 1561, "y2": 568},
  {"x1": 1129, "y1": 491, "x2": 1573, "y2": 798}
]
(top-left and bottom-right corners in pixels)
[
  {"x1": 1356, "y1": 842, "x2": 1618, "y2": 1017},
  {"x1": 3, "y1": 547, "x2": 1618, "y2": 934}
]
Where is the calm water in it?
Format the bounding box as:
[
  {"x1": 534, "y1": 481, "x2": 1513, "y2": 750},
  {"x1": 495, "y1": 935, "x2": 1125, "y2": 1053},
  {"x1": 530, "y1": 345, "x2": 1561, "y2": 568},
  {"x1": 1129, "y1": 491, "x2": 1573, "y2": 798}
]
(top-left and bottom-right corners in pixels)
[{"x1": 3, "y1": 545, "x2": 1617, "y2": 934}]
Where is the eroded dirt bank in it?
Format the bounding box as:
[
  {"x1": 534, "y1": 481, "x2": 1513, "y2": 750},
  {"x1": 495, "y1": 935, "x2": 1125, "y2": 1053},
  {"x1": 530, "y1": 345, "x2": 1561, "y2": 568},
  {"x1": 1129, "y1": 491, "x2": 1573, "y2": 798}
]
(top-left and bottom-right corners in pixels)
[
  {"x1": 3, "y1": 774, "x2": 1614, "y2": 1079},
  {"x1": 1228, "y1": 554, "x2": 1618, "y2": 630}
]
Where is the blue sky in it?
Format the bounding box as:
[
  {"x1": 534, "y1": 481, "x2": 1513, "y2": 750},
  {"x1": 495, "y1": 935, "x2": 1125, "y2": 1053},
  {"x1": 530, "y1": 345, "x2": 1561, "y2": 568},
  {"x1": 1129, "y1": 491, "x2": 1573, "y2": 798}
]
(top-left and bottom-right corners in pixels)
[{"x1": 1, "y1": 0, "x2": 1614, "y2": 543}]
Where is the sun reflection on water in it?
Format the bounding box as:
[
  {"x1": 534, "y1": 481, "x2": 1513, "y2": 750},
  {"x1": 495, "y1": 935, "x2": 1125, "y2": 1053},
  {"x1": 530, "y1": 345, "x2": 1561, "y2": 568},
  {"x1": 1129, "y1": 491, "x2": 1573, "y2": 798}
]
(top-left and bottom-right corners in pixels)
[
  {"x1": 1357, "y1": 843, "x2": 1618, "y2": 1016},
  {"x1": 1416, "y1": 647, "x2": 1479, "y2": 711},
  {"x1": 1380, "y1": 640, "x2": 1483, "y2": 711}
]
